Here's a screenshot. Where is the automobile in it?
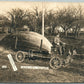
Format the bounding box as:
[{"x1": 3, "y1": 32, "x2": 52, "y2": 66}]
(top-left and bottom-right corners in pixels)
[
  {"x1": 0, "y1": 30, "x2": 73, "y2": 69},
  {"x1": 12, "y1": 31, "x2": 73, "y2": 69}
]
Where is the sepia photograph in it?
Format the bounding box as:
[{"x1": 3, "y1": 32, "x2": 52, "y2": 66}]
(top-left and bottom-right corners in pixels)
[{"x1": 0, "y1": 1, "x2": 84, "y2": 82}]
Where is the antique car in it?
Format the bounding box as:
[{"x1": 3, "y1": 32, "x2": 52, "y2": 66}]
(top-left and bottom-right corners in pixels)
[{"x1": 1, "y1": 31, "x2": 73, "y2": 69}]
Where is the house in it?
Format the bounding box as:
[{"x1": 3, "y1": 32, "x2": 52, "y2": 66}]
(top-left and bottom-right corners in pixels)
[
  {"x1": 54, "y1": 26, "x2": 64, "y2": 33},
  {"x1": 80, "y1": 28, "x2": 84, "y2": 32}
]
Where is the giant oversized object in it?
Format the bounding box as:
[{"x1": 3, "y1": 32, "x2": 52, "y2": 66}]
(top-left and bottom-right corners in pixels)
[{"x1": 1, "y1": 31, "x2": 52, "y2": 54}]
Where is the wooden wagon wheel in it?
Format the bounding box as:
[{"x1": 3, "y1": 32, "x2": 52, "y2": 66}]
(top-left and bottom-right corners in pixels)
[
  {"x1": 49, "y1": 56, "x2": 62, "y2": 69},
  {"x1": 15, "y1": 51, "x2": 25, "y2": 62}
]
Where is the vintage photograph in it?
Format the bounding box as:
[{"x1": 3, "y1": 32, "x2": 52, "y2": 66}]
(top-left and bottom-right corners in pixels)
[{"x1": 0, "y1": 1, "x2": 84, "y2": 82}]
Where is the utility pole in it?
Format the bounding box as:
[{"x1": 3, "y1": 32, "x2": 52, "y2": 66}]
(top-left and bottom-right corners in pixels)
[{"x1": 42, "y1": 1, "x2": 44, "y2": 36}]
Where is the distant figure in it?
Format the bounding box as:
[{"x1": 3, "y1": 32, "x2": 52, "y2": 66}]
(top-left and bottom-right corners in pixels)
[{"x1": 53, "y1": 34, "x2": 65, "y2": 55}]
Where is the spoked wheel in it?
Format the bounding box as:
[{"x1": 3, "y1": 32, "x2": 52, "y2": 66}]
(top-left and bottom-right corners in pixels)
[
  {"x1": 49, "y1": 56, "x2": 62, "y2": 69},
  {"x1": 15, "y1": 51, "x2": 25, "y2": 62}
]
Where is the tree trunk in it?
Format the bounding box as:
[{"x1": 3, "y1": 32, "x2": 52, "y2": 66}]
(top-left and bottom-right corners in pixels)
[
  {"x1": 77, "y1": 28, "x2": 80, "y2": 38},
  {"x1": 2, "y1": 27, "x2": 5, "y2": 33},
  {"x1": 65, "y1": 30, "x2": 68, "y2": 37},
  {"x1": 75, "y1": 28, "x2": 80, "y2": 38},
  {"x1": 78, "y1": 31, "x2": 80, "y2": 37},
  {"x1": 8, "y1": 27, "x2": 12, "y2": 33}
]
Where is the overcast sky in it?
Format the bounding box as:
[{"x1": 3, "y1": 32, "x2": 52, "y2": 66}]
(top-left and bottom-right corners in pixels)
[
  {"x1": 0, "y1": 0, "x2": 84, "y2": 2},
  {"x1": 0, "y1": 1, "x2": 84, "y2": 15}
]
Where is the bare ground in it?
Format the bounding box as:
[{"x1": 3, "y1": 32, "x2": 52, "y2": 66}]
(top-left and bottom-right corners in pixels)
[
  {"x1": 0, "y1": 48, "x2": 84, "y2": 83},
  {"x1": 0, "y1": 34, "x2": 84, "y2": 82}
]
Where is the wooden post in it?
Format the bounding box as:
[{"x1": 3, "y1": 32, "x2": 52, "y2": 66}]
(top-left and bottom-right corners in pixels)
[
  {"x1": 40, "y1": 39, "x2": 43, "y2": 51},
  {"x1": 15, "y1": 29, "x2": 18, "y2": 49},
  {"x1": 15, "y1": 35, "x2": 18, "y2": 49}
]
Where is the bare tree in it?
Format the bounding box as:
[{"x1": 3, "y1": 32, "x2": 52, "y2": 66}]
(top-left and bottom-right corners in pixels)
[
  {"x1": 8, "y1": 8, "x2": 26, "y2": 33},
  {"x1": 56, "y1": 7, "x2": 76, "y2": 37},
  {"x1": 0, "y1": 15, "x2": 10, "y2": 33},
  {"x1": 72, "y1": 5, "x2": 84, "y2": 38},
  {"x1": 22, "y1": 7, "x2": 42, "y2": 33},
  {"x1": 45, "y1": 10, "x2": 57, "y2": 35}
]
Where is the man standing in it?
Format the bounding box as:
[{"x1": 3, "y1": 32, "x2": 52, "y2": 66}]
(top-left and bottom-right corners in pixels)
[{"x1": 53, "y1": 34, "x2": 65, "y2": 55}]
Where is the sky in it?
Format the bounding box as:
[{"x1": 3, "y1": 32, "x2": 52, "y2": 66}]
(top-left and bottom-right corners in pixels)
[
  {"x1": 0, "y1": 0, "x2": 84, "y2": 2},
  {"x1": 0, "y1": 1, "x2": 84, "y2": 16}
]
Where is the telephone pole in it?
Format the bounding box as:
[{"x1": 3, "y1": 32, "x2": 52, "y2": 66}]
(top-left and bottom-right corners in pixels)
[{"x1": 42, "y1": 1, "x2": 44, "y2": 36}]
